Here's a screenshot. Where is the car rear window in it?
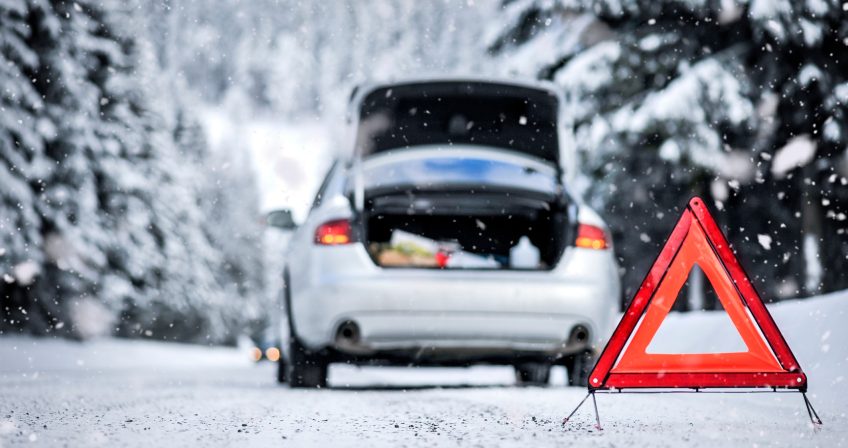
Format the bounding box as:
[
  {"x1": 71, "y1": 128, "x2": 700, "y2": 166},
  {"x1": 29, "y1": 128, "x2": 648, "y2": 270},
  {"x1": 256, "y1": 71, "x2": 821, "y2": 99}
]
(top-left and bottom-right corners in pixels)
[{"x1": 355, "y1": 81, "x2": 560, "y2": 165}]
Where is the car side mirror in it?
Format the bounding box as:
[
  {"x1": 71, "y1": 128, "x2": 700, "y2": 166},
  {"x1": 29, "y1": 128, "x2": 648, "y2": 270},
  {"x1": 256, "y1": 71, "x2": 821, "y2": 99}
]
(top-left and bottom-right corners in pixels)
[{"x1": 266, "y1": 209, "x2": 297, "y2": 230}]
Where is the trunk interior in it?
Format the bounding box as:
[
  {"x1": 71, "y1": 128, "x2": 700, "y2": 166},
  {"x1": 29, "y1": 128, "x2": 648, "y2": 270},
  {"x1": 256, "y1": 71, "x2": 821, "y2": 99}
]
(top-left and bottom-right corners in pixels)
[{"x1": 364, "y1": 191, "x2": 572, "y2": 270}]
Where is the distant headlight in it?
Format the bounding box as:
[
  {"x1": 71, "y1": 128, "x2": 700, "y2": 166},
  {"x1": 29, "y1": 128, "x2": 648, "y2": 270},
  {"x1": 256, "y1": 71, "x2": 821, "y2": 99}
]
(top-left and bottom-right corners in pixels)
[
  {"x1": 265, "y1": 347, "x2": 281, "y2": 362},
  {"x1": 251, "y1": 347, "x2": 263, "y2": 362}
]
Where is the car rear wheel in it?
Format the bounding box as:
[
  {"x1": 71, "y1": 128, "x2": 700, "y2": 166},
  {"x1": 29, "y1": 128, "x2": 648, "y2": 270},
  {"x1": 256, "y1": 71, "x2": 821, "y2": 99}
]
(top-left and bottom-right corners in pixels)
[
  {"x1": 276, "y1": 357, "x2": 288, "y2": 384},
  {"x1": 514, "y1": 363, "x2": 551, "y2": 386},
  {"x1": 565, "y1": 350, "x2": 594, "y2": 387},
  {"x1": 288, "y1": 337, "x2": 328, "y2": 388}
]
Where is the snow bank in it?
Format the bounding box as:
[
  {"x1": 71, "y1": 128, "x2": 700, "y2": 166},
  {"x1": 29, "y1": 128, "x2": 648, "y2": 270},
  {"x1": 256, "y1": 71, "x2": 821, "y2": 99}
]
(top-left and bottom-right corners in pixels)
[{"x1": 652, "y1": 288, "x2": 848, "y2": 403}]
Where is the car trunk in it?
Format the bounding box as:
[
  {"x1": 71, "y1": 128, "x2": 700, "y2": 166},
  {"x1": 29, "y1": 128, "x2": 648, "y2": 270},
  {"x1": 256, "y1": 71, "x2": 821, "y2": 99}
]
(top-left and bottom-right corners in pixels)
[
  {"x1": 364, "y1": 191, "x2": 572, "y2": 270},
  {"x1": 351, "y1": 81, "x2": 570, "y2": 270},
  {"x1": 355, "y1": 149, "x2": 573, "y2": 270}
]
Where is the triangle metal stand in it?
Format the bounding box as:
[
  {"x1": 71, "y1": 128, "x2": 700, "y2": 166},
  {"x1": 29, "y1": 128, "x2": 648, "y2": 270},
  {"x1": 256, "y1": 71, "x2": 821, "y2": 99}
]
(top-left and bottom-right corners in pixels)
[
  {"x1": 802, "y1": 392, "x2": 823, "y2": 426},
  {"x1": 562, "y1": 390, "x2": 823, "y2": 430},
  {"x1": 561, "y1": 392, "x2": 602, "y2": 430}
]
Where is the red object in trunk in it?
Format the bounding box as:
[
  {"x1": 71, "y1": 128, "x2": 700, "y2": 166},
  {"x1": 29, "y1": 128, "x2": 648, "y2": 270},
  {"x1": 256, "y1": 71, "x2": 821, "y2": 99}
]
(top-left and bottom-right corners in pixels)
[{"x1": 435, "y1": 251, "x2": 449, "y2": 268}]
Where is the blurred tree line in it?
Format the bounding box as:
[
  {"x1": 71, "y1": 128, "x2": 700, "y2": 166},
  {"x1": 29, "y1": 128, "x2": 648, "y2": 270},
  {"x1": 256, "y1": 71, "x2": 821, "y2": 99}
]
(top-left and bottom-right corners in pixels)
[
  {"x1": 5, "y1": 0, "x2": 841, "y2": 345},
  {"x1": 490, "y1": 0, "x2": 848, "y2": 309},
  {"x1": 1, "y1": 0, "x2": 494, "y2": 342},
  {"x1": 0, "y1": 0, "x2": 264, "y2": 342},
  {"x1": 152, "y1": 0, "x2": 490, "y2": 120}
]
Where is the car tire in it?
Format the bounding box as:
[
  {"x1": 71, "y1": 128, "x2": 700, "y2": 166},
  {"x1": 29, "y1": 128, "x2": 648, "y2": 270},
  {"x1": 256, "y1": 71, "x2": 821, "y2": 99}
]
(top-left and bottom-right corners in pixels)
[
  {"x1": 565, "y1": 350, "x2": 595, "y2": 387},
  {"x1": 288, "y1": 337, "x2": 328, "y2": 389},
  {"x1": 276, "y1": 357, "x2": 288, "y2": 384},
  {"x1": 514, "y1": 363, "x2": 551, "y2": 386}
]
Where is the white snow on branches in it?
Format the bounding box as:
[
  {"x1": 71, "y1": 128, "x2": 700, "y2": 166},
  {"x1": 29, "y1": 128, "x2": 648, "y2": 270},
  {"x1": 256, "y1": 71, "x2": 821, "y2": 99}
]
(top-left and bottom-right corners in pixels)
[{"x1": 771, "y1": 134, "x2": 817, "y2": 178}]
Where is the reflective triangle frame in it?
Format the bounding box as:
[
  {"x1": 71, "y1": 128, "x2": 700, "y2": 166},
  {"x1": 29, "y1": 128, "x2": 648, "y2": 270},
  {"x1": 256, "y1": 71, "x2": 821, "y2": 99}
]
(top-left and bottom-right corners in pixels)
[{"x1": 588, "y1": 197, "x2": 807, "y2": 392}]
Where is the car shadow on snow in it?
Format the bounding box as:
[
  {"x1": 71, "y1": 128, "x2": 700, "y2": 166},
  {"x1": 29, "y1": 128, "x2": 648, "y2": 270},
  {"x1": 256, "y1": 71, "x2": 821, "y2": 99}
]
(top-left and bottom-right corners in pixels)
[
  {"x1": 324, "y1": 383, "x2": 520, "y2": 391},
  {"x1": 320, "y1": 365, "x2": 573, "y2": 391}
]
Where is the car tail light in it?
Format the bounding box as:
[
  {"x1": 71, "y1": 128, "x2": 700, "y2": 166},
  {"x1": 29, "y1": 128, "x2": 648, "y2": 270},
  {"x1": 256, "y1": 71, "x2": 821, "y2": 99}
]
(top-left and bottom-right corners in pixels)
[
  {"x1": 315, "y1": 219, "x2": 352, "y2": 245},
  {"x1": 575, "y1": 224, "x2": 609, "y2": 250}
]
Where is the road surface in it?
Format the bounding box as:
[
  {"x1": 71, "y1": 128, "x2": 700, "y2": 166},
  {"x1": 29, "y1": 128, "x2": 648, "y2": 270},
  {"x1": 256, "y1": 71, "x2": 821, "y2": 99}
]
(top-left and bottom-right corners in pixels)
[{"x1": 1, "y1": 291, "x2": 846, "y2": 447}]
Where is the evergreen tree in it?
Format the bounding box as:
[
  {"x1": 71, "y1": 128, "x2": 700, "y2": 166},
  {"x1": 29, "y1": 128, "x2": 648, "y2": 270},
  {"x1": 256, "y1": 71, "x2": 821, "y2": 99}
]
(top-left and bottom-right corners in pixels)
[
  {"x1": 0, "y1": 0, "x2": 52, "y2": 331},
  {"x1": 1, "y1": 0, "x2": 265, "y2": 343},
  {"x1": 490, "y1": 0, "x2": 848, "y2": 306},
  {"x1": 1, "y1": 0, "x2": 502, "y2": 341}
]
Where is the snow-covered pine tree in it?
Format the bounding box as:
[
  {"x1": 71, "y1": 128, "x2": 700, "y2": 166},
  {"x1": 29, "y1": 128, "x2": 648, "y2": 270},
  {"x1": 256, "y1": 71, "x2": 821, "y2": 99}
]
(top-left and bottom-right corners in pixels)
[
  {"x1": 741, "y1": 0, "x2": 848, "y2": 295},
  {"x1": 170, "y1": 102, "x2": 266, "y2": 339},
  {"x1": 0, "y1": 0, "x2": 53, "y2": 331},
  {"x1": 489, "y1": 0, "x2": 848, "y2": 306},
  {"x1": 1, "y1": 0, "x2": 265, "y2": 343}
]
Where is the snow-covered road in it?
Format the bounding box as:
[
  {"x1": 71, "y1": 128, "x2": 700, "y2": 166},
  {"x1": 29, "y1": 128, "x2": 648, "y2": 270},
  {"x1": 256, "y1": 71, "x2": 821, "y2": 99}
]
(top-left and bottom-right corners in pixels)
[{"x1": 1, "y1": 291, "x2": 846, "y2": 447}]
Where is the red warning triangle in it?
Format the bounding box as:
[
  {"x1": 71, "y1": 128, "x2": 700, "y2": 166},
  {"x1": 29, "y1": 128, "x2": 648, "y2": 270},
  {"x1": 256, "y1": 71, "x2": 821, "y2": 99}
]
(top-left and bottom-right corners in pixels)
[{"x1": 589, "y1": 197, "x2": 807, "y2": 391}]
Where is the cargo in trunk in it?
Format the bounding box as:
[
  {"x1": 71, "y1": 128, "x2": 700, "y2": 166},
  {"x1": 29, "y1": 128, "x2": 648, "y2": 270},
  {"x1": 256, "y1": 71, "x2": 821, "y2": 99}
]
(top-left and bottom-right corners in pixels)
[{"x1": 364, "y1": 189, "x2": 571, "y2": 270}]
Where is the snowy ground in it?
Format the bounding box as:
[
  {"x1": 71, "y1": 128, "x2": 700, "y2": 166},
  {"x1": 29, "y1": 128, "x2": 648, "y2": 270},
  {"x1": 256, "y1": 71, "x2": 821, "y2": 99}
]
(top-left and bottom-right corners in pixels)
[{"x1": 1, "y1": 291, "x2": 846, "y2": 447}]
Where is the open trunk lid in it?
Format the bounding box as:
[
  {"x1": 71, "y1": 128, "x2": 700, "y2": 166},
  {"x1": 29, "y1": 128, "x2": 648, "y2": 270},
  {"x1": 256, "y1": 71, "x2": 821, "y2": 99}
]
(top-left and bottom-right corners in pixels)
[
  {"x1": 353, "y1": 80, "x2": 561, "y2": 166},
  {"x1": 349, "y1": 80, "x2": 564, "y2": 213},
  {"x1": 346, "y1": 80, "x2": 570, "y2": 270}
]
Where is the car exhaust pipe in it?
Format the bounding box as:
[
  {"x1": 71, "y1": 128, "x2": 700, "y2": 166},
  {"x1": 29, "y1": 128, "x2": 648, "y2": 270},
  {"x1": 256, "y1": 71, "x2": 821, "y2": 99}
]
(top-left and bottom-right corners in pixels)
[
  {"x1": 568, "y1": 325, "x2": 590, "y2": 346},
  {"x1": 336, "y1": 320, "x2": 361, "y2": 345}
]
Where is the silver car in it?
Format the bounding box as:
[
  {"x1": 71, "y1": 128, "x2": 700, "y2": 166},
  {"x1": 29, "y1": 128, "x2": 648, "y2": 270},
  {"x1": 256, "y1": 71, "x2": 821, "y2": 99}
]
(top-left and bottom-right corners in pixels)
[{"x1": 271, "y1": 79, "x2": 620, "y2": 388}]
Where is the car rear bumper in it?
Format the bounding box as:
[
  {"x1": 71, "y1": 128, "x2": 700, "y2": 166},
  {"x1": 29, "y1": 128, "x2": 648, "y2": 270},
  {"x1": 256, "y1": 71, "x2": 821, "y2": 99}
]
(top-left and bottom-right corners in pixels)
[
  {"x1": 287, "y1": 244, "x2": 620, "y2": 360},
  {"x1": 327, "y1": 311, "x2": 593, "y2": 360}
]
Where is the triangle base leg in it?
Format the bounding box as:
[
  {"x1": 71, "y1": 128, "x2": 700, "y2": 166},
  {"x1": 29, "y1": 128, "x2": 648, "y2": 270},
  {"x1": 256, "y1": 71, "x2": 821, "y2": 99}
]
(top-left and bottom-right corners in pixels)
[
  {"x1": 561, "y1": 392, "x2": 591, "y2": 427},
  {"x1": 561, "y1": 392, "x2": 603, "y2": 430},
  {"x1": 802, "y1": 392, "x2": 823, "y2": 427},
  {"x1": 591, "y1": 392, "x2": 602, "y2": 430}
]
